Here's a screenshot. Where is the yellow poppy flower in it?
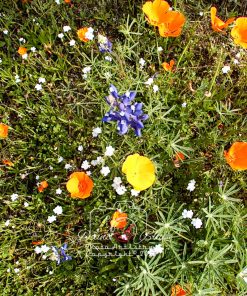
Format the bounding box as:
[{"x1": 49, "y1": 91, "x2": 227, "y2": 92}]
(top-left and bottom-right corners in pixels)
[{"x1": 122, "y1": 153, "x2": 155, "y2": 191}]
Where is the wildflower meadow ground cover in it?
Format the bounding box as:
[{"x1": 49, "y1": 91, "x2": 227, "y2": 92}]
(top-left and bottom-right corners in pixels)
[{"x1": 0, "y1": 0, "x2": 247, "y2": 295}]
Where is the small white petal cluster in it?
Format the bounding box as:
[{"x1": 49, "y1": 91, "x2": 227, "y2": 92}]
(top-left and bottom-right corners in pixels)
[
  {"x1": 139, "y1": 58, "x2": 145, "y2": 68},
  {"x1": 187, "y1": 179, "x2": 196, "y2": 192},
  {"x1": 147, "y1": 244, "x2": 164, "y2": 257},
  {"x1": 63, "y1": 25, "x2": 71, "y2": 32},
  {"x1": 182, "y1": 209, "x2": 194, "y2": 219},
  {"x1": 82, "y1": 66, "x2": 92, "y2": 79},
  {"x1": 31, "y1": 47, "x2": 36, "y2": 52},
  {"x1": 64, "y1": 163, "x2": 72, "y2": 170},
  {"x1": 91, "y1": 156, "x2": 103, "y2": 166},
  {"x1": 35, "y1": 244, "x2": 50, "y2": 254},
  {"x1": 239, "y1": 267, "x2": 247, "y2": 283},
  {"x1": 11, "y1": 193, "x2": 19, "y2": 202},
  {"x1": 81, "y1": 160, "x2": 91, "y2": 170},
  {"x1": 58, "y1": 156, "x2": 64, "y2": 163},
  {"x1": 84, "y1": 27, "x2": 94, "y2": 40},
  {"x1": 112, "y1": 177, "x2": 127, "y2": 195},
  {"x1": 105, "y1": 55, "x2": 112, "y2": 62},
  {"x1": 144, "y1": 77, "x2": 154, "y2": 86},
  {"x1": 47, "y1": 215, "x2": 56, "y2": 223},
  {"x1": 35, "y1": 84, "x2": 42, "y2": 91},
  {"x1": 105, "y1": 145, "x2": 115, "y2": 157},
  {"x1": 19, "y1": 37, "x2": 26, "y2": 43},
  {"x1": 15, "y1": 75, "x2": 21, "y2": 83},
  {"x1": 38, "y1": 77, "x2": 46, "y2": 84},
  {"x1": 191, "y1": 218, "x2": 203, "y2": 229},
  {"x1": 92, "y1": 127, "x2": 102, "y2": 137},
  {"x1": 69, "y1": 39, "x2": 76, "y2": 46},
  {"x1": 153, "y1": 85, "x2": 159, "y2": 93},
  {"x1": 100, "y1": 166, "x2": 110, "y2": 177},
  {"x1": 53, "y1": 205, "x2": 63, "y2": 215},
  {"x1": 77, "y1": 145, "x2": 83, "y2": 151},
  {"x1": 222, "y1": 65, "x2": 230, "y2": 74},
  {"x1": 22, "y1": 53, "x2": 28, "y2": 60},
  {"x1": 157, "y1": 46, "x2": 163, "y2": 52},
  {"x1": 58, "y1": 33, "x2": 64, "y2": 39},
  {"x1": 131, "y1": 189, "x2": 140, "y2": 197},
  {"x1": 56, "y1": 188, "x2": 62, "y2": 195}
]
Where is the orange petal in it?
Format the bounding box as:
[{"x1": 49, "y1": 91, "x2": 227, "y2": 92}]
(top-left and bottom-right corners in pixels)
[{"x1": 224, "y1": 142, "x2": 247, "y2": 170}]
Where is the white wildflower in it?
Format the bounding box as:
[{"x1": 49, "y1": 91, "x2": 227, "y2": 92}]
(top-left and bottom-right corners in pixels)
[
  {"x1": 69, "y1": 39, "x2": 76, "y2": 46},
  {"x1": 56, "y1": 188, "x2": 62, "y2": 195},
  {"x1": 53, "y1": 206, "x2": 63, "y2": 215},
  {"x1": 187, "y1": 179, "x2": 196, "y2": 192},
  {"x1": 144, "y1": 77, "x2": 154, "y2": 86},
  {"x1": 182, "y1": 209, "x2": 194, "y2": 219},
  {"x1": 222, "y1": 65, "x2": 230, "y2": 74},
  {"x1": 35, "y1": 84, "x2": 42, "y2": 91},
  {"x1": 105, "y1": 145, "x2": 115, "y2": 157},
  {"x1": 131, "y1": 189, "x2": 140, "y2": 197},
  {"x1": 63, "y1": 25, "x2": 71, "y2": 32},
  {"x1": 38, "y1": 77, "x2": 46, "y2": 84},
  {"x1": 47, "y1": 215, "x2": 57, "y2": 223},
  {"x1": 92, "y1": 127, "x2": 102, "y2": 137},
  {"x1": 11, "y1": 193, "x2": 19, "y2": 202},
  {"x1": 153, "y1": 85, "x2": 159, "y2": 93},
  {"x1": 81, "y1": 160, "x2": 91, "y2": 170},
  {"x1": 191, "y1": 218, "x2": 202, "y2": 229},
  {"x1": 147, "y1": 244, "x2": 164, "y2": 257},
  {"x1": 100, "y1": 166, "x2": 110, "y2": 177}
]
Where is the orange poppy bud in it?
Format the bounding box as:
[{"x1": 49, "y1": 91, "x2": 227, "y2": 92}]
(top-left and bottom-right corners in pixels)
[
  {"x1": 18, "y1": 47, "x2": 27, "y2": 56},
  {"x1": 2, "y1": 159, "x2": 14, "y2": 167},
  {"x1": 224, "y1": 142, "x2": 247, "y2": 170},
  {"x1": 210, "y1": 7, "x2": 235, "y2": 32},
  {"x1": 158, "y1": 11, "x2": 186, "y2": 37},
  {"x1": 231, "y1": 17, "x2": 247, "y2": 49},
  {"x1": 171, "y1": 285, "x2": 186, "y2": 296},
  {"x1": 162, "y1": 59, "x2": 175, "y2": 71},
  {"x1": 32, "y1": 240, "x2": 44, "y2": 245},
  {"x1": 110, "y1": 210, "x2": 128, "y2": 229},
  {"x1": 142, "y1": 0, "x2": 170, "y2": 26},
  {"x1": 38, "y1": 181, "x2": 49, "y2": 192},
  {"x1": 174, "y1": 152, "x2": 185, "y2": 161},
  {"x1": 66, "y1": 172, "x2": 94, "y2": 199},
  {"x1": 64, "y1": 0, "x2": 71, "y2": 3},
  {"x1": 0, "y1": 123, "x2": 9, "y2": 138}
]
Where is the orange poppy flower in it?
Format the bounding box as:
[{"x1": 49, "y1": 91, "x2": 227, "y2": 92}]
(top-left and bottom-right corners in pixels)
[
  {"x1": 158, "y1": 11, "x2": 186, "y2": 37},
  {"x1": 171, "y1": 285, "x2": 186, "y2": 296},
  {"x1": 2, "y1": 159, "x2": 14, "y2": 166},
  {"x1": 18, "y1": 47, "x2": 27, "y2": 56},
  {"x1": 142, "y1": 0, "x2": 170, "y2": 26},
  {"x1": 231, "y1": 17, "x2": 247, "y2": 49},
  {"x1": 64, "y1": 0, "x2": 71, "y2": 2},
  {"x1": 77, "y1": 28, "x2": 91, "y2": 42},
  {"x1": 0, "y1": 123, "x2": 9, "y2": 138},
  {"x1": 224, "y1": 142, "x2": 247, "y2": 170},
  {"x1": 66, "y1": 172, "x2": 93, "y2": 199},
  {"x1": 38, "y1": 181, "x2": 49, "y2": 192},
  {"x1": 210, "y1": 7, "x2": 235, "y2": 32},
  {"x1": 162, "y1": 59, "x2": 175, "y2": 71},
  {"x1": 110, "y1": 210, "x2": 128, "y2": 229}
]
